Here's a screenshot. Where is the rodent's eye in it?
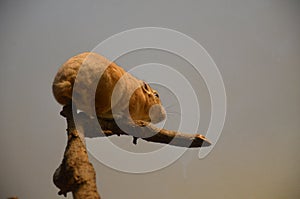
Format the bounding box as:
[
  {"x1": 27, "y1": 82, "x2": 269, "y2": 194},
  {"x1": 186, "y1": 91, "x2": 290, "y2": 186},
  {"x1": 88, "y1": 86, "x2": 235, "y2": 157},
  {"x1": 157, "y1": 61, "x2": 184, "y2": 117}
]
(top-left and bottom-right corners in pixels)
[{"x1": 154, "y1": 92, "x2": 159, "y2": 98}]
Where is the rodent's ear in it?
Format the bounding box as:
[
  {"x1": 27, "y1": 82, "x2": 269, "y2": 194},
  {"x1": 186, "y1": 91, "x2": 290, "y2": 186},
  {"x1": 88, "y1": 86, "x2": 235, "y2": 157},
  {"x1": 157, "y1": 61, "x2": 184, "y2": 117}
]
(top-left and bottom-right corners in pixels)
[{"x1": 142, "y1": 81, "x2": 152, "y2": 94}]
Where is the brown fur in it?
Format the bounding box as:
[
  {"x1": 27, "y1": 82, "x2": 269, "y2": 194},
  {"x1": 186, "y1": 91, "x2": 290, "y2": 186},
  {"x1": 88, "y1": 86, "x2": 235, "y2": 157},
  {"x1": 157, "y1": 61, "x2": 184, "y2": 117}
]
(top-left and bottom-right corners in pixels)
[{"x1": 52, "y1": 52, "x2": 166, "y2": 123}]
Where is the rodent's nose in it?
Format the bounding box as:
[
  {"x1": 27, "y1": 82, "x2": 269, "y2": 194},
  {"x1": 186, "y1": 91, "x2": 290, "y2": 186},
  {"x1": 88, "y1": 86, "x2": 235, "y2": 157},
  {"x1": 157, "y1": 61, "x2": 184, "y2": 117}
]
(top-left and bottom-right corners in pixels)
[{"x1": 149, "y1": 104, "x2": 166, "y2": 124}]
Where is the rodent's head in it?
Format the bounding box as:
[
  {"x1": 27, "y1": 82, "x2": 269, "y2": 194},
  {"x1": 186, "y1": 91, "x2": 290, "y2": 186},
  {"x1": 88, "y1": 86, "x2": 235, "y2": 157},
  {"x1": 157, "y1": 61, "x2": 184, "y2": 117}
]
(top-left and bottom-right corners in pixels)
[{"x1": 129, "y1": 81, "x2": 166, "y2": 124}]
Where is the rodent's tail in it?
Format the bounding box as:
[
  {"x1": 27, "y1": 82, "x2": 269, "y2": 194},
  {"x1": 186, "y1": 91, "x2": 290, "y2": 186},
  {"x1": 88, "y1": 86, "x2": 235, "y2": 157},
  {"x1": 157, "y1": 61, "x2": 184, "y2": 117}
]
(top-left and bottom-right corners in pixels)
[
  {"x1": 52, "y1": 52, "x2": 91, "y2": 105},
  {"x1": 52, "y1": 79, "x2": 73, "y2": 105}
]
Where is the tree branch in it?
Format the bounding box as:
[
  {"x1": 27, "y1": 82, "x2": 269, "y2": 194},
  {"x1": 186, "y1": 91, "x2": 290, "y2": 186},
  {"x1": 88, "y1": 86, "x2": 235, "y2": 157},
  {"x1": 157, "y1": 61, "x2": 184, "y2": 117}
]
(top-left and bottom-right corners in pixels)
[
  {"x1": 53, "y1": 104, "x2": 101, "y2": 199},
  {"x1": 53, "y1": 104, "x2": 211, "y2": 198},
  {"x1": 78, "y1": 110, "x2": 211, "y2": 148}
]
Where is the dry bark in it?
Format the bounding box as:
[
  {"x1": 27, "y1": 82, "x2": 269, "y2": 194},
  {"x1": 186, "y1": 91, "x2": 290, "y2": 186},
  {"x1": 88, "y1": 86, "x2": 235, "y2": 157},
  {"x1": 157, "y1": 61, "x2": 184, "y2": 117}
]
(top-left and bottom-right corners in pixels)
[
  {"x1": 53, "y1": 105, "x2": 100, "y2": 199},
  {"x1": 53, "y1": 104, "x2": 211, "y2": 198}
]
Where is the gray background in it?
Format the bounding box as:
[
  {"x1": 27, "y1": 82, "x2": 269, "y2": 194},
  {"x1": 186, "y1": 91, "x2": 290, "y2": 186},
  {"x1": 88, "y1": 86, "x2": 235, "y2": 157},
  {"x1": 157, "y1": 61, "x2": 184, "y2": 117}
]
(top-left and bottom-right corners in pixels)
[{"x1": 1, "y1": 0, "x2": 299, "y2": 198}]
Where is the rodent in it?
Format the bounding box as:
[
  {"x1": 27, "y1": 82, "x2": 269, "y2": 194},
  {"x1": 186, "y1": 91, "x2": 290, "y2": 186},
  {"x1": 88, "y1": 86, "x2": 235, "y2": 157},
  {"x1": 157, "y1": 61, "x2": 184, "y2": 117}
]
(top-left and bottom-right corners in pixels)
[{"x1": 52, "y1": 52, "x2": 166, "y2": 124}]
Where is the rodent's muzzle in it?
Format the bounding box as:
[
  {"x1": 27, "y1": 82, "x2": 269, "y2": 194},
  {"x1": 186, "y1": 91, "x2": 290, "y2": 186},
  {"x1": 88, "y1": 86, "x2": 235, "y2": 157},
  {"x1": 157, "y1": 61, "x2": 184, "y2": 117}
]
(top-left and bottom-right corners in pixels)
[{"x1": 149, "y1": 104, "x2": 166, "y2": 124}]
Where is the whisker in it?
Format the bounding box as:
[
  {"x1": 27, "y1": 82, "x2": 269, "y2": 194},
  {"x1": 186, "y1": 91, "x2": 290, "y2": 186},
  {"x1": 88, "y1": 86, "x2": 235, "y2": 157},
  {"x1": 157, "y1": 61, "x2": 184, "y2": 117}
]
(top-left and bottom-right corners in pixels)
[
  {"x1": 164, "y1": 103, "x2": 178, "y2": 110},
  {"x1": 166, "y1": 111, "x2": 181, "y2": 116}
]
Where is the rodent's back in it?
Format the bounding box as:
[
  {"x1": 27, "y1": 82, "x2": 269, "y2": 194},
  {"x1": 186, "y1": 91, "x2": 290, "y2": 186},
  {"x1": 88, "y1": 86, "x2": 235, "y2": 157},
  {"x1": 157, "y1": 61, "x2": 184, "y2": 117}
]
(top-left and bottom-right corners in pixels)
[
  {"x1": 52, "y1": 52, "x2": 166, "y2": 123},
  {"x1": 52, "y1": 52, "x2": 126, "y2": 115}
]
